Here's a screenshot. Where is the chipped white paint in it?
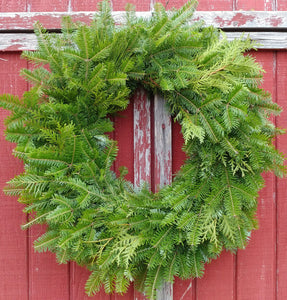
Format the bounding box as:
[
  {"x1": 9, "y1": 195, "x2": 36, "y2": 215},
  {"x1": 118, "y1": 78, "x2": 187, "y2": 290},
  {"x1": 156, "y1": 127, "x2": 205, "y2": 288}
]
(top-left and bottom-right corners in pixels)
[
  {"x1": 134, "y1": 89, "x2": 151, "y2": 187},
  {"x1": 0, "y1": 34, "x2": 37, "y2": 51},
  {"x1": 0, "y1": 11, "x2": 287, "y2": 30},
  {"x1": 1, "y1": 32, "x2": 286, "y2": 52}
]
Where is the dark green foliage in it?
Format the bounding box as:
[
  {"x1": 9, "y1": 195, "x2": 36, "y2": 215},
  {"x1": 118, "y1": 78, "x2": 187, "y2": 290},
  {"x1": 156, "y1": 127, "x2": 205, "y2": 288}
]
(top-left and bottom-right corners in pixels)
[{"x1": 0, "y1": 1, "x2": 285, "y2": 299}]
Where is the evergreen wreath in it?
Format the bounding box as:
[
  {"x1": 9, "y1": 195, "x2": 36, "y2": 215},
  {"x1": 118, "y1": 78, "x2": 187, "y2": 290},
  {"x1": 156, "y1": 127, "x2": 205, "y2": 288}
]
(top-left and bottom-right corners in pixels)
[{"x1": 0, "y1": 1, "x2": 285, "y2": 298}]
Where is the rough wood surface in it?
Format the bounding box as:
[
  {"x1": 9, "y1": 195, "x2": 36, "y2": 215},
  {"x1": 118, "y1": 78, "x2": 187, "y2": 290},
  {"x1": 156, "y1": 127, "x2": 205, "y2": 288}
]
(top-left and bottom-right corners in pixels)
[
  {"x1": 1, "y1": 11, "x2": 287, "y2": 31},
  {"x1": 134, "y1": 89, "x2": 151, "y2": 187},
  {"x1": 153, "y1": 94, "x2": 173, "y2": 299}
]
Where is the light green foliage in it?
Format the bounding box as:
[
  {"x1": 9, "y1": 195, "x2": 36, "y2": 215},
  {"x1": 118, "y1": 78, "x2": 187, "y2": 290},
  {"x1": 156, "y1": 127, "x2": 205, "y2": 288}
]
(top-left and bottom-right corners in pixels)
[{"x1": 0, "y1": 1, "x2": 285, "y2": 299}]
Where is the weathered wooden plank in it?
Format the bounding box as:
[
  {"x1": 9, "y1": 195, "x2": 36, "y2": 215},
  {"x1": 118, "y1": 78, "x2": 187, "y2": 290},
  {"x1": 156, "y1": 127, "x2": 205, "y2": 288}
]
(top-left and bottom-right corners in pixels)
[
  {"x1": 153, "y1": 94, "x2": 173, "y2": 299},
  {"x1": 0, "y1": 11, "x2": 287, "y2": 31},
  {"x1": 134, "y1": 89, "x2": 151, "y2": 188},
  {"x1": 225, "y1": 32, "x2": 287, "y2": 49},
  {"x1": 153, "y1": 94, "x2": 172, "y2": 191},
  {"x1": 1, "y1": 30, "x2": 287, "y2": 52},
  {"x1": 133, "y1": 90, "x2": 151, "y2": 300}
]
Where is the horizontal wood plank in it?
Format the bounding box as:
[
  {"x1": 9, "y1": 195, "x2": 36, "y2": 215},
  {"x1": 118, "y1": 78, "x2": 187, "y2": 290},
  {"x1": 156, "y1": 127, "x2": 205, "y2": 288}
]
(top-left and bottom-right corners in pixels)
[
  {"x1": 0, "y1": 31, "x2": 286, "y2": 52},
  {"x1": 0, "y1": 11, "x2": 287, "y2": 31}
]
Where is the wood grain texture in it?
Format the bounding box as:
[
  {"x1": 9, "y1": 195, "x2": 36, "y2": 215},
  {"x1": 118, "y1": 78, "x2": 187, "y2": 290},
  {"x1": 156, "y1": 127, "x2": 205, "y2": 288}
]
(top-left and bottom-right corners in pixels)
[
  {"x1": 1, "y1": 11, "x2": 287, "y2": 31},
  {"x1": 153, "y1": 95, "x2": 173, "y2": 299},
  {"x1": 134, "y1": 89, "x2": 151, "y2": 187},
  {"x1": 0, "y1": 52, "x2": 28, "y2": 300},
  {"x1": 153, "y1": 94, "x2": 172, "y2": 191},
  {"x1": 276, "y1": 51, "x2": 287, "y2": 300}
]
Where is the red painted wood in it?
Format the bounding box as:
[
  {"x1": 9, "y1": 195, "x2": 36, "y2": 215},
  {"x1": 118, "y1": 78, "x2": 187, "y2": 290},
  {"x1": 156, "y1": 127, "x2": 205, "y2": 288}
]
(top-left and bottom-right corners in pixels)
[
  {"x1": 71, "y1": 0, "x2": 101, "y2": 11},
  {"x1": 70, "y1": 263, "x2": 110, "y2": 300},
  {"x1": 27, "y1": 0, "x2": 69, "y2": 12},
  {"x1": 276, "y1": 51, "x2": 287, "y2": 300},
  {"x1": 29, "y1": 226, "x2": 70, "y2": 300},
  {"x1": 112, "y1": 0, "x2": 150, "y2": 12},
  {"x1": 155, "y1": 0, "x2": 233, "y2": 16},
  {"x1": 236, "y1": 51, "x2": 277, "y2": 300},
  {"x1": 172, "y1": 122, "x2": 196, "y2": 299},
  {"x1": 197, "y1": 252, "x2": 236, "y2": 300},
  {"x1": 133, "y1": 89, "x2": 151, "y2": 187},
  {"x1": 196, "y1": 0, "x2": 233, "y2": 11},
  {"x1": 278, "y1": 0, "x2": 287, "y2": 10},
  {"x1": 236, "y1": 0, "x2": 274, "y2": 10},
  {"x1": 0, "y1": 52, "x2": 28, "y2": 300},
  {"x1": 0, "y1": 0, "x2": 26, "y2": 12},
  {"x1": 110, "y1": 101, "x2": 135, "y2": 300},
  {"x1": 114, "y1": 102, "x2": 134, "y2": 183}
]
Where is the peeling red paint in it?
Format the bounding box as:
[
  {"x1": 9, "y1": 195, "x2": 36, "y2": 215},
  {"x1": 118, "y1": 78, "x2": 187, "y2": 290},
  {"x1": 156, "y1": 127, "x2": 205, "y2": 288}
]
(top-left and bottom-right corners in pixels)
[
  {"x1": 215, "y1": 13, "x2": 255, "y2": 27},
  {"x1": 269, "y1": 16, "x2": 283, "y2": 27}
]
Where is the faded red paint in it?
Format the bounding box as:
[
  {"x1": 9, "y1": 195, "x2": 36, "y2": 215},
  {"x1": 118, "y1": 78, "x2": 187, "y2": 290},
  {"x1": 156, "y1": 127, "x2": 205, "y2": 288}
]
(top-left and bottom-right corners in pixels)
[
  {"x1": 269, "y1": 16, "x2": 283, "y2": 27},
  {"x1": 215, "y1": 13, "x2": 255, "y2": 27}
]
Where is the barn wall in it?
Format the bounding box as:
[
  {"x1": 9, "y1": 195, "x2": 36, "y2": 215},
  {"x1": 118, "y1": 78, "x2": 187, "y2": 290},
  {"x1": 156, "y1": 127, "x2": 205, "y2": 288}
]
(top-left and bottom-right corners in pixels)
[{"x1": 0, "y1": 0, "x2": 287, "y2": 299}]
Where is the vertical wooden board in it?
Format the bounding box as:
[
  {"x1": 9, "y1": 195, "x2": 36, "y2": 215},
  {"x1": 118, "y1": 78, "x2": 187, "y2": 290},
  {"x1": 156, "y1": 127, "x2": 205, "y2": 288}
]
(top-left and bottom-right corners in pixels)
[
  {"x1": 236, "y1": 51, "x2": 277, "y2": 300},
  {"x1": 27, "y1": 0, "x2": 69, "y2": 12},
  {"x1": 0, "y1": 0, "x2": 26, "y2": 12},
  {"x1": 134, "y1": 89, "x2": 151, "y2": 187},
  {"x1": 153, "y1": 95, "x2": 173, "y2": 299},
  {"x1": 28, "y1": 226, "x2": 70, "y2": 300},
  {"x1": 197, "y1": 252, "x2": 236, "y2": 300},
  {"x1": 0, "y1": 52, "x2": 28, "y2": 300},
  {"x1": 70, "y1": 263, "x2": 110, "y2": 300},
  {"x1": 71, "y1": 0, "x2": 101, "y2": 11},
  {"x1": 111, "y1": 0, "x2": 150, "y2": 11},
  {"x1": 236, "y1": 0, "x2": 274, "y2": 10},
  {"x1": 153, "y1": 94, "x2": 172, "y2": 191},
  {"x1": 276, "y1": 51, "x2": 287, "y2": 300}
]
